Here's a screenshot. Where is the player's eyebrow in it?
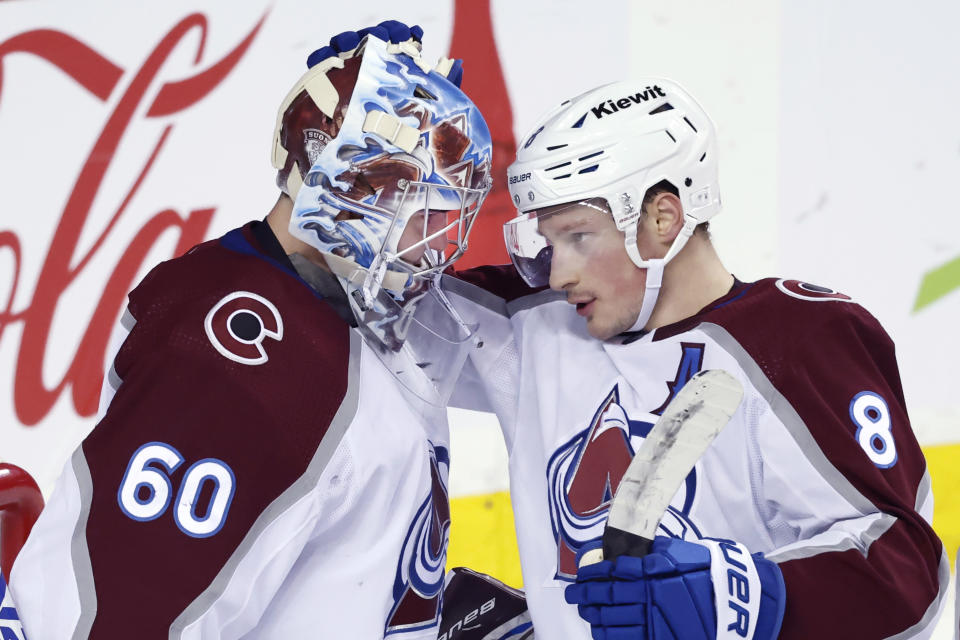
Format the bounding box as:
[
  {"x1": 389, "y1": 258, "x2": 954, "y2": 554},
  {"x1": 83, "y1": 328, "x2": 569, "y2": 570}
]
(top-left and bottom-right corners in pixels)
[
  {"x1": 538, "y1": 214, "x2": 594, "y2": 240},
  {"x1": 555, "y1": 217, "x2": 592, "y2": 232}
]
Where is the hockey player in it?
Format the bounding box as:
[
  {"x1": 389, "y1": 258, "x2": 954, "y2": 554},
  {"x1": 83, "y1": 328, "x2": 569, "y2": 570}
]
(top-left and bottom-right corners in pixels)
[
  {"x1": 301, "y1": 24, "x2": 947, "y2": 639},
  {"x1": 9, "y1": 23, "x2": 493, "y2": 639},
  {"x1": 444, "y1": 77, "x2": 949, "y2": 639}
]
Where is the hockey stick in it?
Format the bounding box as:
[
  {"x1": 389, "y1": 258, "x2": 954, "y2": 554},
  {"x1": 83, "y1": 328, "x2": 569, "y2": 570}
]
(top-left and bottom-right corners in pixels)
[{"x1": 581, "y1": 369, "x2": 744, "y2": 566}]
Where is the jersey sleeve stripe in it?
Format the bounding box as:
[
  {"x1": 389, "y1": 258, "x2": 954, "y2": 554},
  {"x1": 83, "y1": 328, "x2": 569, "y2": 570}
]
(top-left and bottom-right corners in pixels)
[
  {"x1": 916, "y1": 469, "x2": 933, "y2": 519},
  {"x1": 763, "y1": 512, "x2": 895, "y2": 563},
  {"x1": 169, "y1": 331, "x2": 363, "y2": 635},
  {"x1": 506, "y1": 289, "x2": 565, "y2": 317},
  {"x1": 442, "y1": 273, "x2": 566, "y2": 318},
  {"x1": 700, "y1": 320, "x2": 947, "y2": 636},
  {"x1": 700, "y1": 323, "x2": 880, "y2": 520}
]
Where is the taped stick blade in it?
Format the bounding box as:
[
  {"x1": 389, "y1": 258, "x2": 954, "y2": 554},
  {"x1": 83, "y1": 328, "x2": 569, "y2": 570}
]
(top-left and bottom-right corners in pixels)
[{"x1": 603, "y1": 369, "x2": 743, "y2": 554}]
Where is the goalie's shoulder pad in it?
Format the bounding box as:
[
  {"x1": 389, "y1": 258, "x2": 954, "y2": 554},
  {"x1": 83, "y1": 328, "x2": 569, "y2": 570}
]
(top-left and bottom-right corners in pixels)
[{"x1": 440, "y1": 567, "x2": 534, "y2": 640}]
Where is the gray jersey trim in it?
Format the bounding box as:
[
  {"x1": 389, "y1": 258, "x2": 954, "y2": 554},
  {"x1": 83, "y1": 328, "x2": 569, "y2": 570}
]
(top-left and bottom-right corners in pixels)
[
  {"x1": 481, "y1": 612, "x2": 533, "y2": 640},
  {"x1": 505, "y1": 289, "x2": 564, "y2": 317},
  {"x1": 71, "y1": 450, "x2": 98, "y2": 640},
  {"x1": 764, "y1": 513, "x2": 893, "y2": 563},
  {"x1": 698, "y1": 323, "x2": 897, "y2": 561},
  {"x1": 916, "y1": 470, "x2": 932, "y2": 513},
  {"x1": 885, "y1": 550, "x2": 950, "y2": 640},
  {"x1": 121, "y1": 308, "x2": 136, "y2": 332},
  {"x1": 441, "y1": 275, "x2": 564, "y2": 318},
  {"x1": 105, "y1": 366, "x2": 122, "y2": 396},
  {"x1": 168, "y1": 331, "x2": 363, "y2": 637},
  {"x1": 106, "y1": 309, "x2": 137, "y2": 395}
]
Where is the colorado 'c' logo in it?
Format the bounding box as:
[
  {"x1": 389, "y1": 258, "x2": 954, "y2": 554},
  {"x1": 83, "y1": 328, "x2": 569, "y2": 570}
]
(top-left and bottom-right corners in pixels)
[
  {"x1": 204, "y1": 291, "x2": 283, "y2": 365},
  {"x1": 775, "y1": 279, "x2": 853, "y2": 303}
]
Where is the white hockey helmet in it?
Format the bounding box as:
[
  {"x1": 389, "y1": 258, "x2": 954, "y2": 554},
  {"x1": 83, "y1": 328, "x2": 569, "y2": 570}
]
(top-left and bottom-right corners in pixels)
[{"x1": 504, "y1": 79, "x2": 720, "y2": 329}]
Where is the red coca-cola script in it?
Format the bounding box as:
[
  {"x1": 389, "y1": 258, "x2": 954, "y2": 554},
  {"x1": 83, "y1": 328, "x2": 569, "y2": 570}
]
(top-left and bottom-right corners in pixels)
[
  {"x1": 0, "y1": 13, "x2": 266, "y2": 425},
  {"x1": 0, "y1": 7, "x2": 516, "y2": 428}
]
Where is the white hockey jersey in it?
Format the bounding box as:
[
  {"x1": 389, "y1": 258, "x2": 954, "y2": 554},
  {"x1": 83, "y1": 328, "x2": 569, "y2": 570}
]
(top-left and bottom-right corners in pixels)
[
  {"x1": 10, "y1": 222, "x2": 452, "y2": 639},
  {"x1": 447, "y1": 269, "x2": 948, "y2": 640}
]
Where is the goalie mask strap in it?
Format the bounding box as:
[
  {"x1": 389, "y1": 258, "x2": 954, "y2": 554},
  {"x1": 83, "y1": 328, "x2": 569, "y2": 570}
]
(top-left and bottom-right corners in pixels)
[{"x1": 322, "y1": 251, "x2": 411, "y2": 293}]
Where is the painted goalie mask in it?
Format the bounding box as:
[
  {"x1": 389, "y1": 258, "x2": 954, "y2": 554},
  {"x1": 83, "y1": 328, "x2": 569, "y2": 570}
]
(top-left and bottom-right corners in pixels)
[{"x1": 271, "y1": 34, "x2": 493, "y2": 404}]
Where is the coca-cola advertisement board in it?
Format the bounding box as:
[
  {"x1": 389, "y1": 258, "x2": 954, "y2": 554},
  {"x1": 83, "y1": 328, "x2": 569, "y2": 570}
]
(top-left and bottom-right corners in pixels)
[{"x1": 0, "y1": 1, "x2": 629, "y2": 495}]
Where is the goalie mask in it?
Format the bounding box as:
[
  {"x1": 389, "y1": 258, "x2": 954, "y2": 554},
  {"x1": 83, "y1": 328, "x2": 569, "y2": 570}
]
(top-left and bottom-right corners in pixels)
[
  {"x1": 272, "y1": 34, "x2": 493, "y2": 404},
  {"x1": 504, "y1": 78, "x2": 720, "y2": 332}
]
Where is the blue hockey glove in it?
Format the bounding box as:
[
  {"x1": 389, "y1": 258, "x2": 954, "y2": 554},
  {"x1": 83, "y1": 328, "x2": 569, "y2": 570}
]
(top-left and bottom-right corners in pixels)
[
  {"x1": 565, "y1": 537, "x2": 786, "y2": 640},
  {"x1": 307, "y1": 20, "x2": 424, "y2": 68},
  {"x1": 306, "y1": 20, "x2": 463, "y2": 87}
]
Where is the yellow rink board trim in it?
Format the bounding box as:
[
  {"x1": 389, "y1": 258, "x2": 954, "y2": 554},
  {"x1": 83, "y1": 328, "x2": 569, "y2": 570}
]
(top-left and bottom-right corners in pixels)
[
  {"x1": 447, "y1": 443, "x2": 960, "y2": 589},
  {"x1": 925, "y1": 443, "x2": 960, "y2": 570},
  {"x1": 446, "y1": 491, "x2": 524, "y2": 589}
]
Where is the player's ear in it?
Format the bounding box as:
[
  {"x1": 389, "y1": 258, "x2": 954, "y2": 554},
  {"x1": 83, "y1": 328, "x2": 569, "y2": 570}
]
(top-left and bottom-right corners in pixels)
[{"x1": 644, "y1": 192, "x2": 685, "y2": 245}]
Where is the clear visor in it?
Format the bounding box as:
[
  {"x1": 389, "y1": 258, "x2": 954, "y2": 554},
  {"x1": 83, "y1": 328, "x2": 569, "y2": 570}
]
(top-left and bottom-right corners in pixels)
[
  {"x1": 382, "y1": 179, "x2": 489, "y2": 277},
  {"x1": 503, "y1": 197, "x2": 612, "y2": 288},
  {"x1": 352, "y1": 278, "x2": 478, "y2": 407}
]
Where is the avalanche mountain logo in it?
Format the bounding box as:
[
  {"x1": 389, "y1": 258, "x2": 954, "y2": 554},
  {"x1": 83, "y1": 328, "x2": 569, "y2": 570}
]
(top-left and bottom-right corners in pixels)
[
  {"x1": 546, "y1": 384, "x2": 703, "y2": 580},
  {"x1": 546, "y1": 342, "x2": 708, "y2": 580},
  {"x1": 385, "y1": 443, "x2": 451, "y2": 636}
]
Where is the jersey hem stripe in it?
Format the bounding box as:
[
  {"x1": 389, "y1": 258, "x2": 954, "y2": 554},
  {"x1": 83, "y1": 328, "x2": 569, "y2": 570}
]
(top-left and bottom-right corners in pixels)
[
  {"x1": 70, "y1": 449, "x2": 98, "y2": 640},
  {"x1": 884, "y1": 550, "x2": 950, "y2": 640},
  {"x1": 699, "y1": 323, "x2": 891, "y2": 548}
]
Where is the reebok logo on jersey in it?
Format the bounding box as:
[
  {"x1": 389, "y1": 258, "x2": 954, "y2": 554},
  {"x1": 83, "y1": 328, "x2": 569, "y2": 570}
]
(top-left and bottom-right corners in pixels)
[{"x1": 591, "y1": 85, "x2": 667, "y2": 119}]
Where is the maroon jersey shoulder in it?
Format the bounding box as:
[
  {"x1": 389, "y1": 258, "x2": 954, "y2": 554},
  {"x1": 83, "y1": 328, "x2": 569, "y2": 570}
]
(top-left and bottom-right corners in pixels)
[
  {"x1": 658, "y1": 278, "x2": 894, "y2": 387},
  {"x1": 83, "y1": 224, "x2": 354, "y2": 634},
  {"x1": 663, "y1": 278, "x2": 941, "y2": 637},
  {"x1": 683, "y1": 277, "x2": 921, "y2": 492}
]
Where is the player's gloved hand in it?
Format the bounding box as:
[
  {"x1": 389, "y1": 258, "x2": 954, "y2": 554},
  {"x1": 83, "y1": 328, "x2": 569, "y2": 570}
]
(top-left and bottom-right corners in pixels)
[
  {"x1": 564, "y1": 536, "x2": 786, "y2": 640},
  {"x1": 306, "y1": 20, "x2": 464, "y2": 87}
]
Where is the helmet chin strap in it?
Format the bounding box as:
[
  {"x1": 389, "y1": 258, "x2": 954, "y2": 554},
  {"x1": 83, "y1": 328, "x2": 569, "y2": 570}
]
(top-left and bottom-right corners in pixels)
[
  {"x1": 322, "y1": 251, "x2": 412, "y2": 304},
  {"x1": 622, "y1": 219, "x2": 696, "y2": 333},
  {"x1": 628, "y1": 258, "x2": 665, "y2": 332}
]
